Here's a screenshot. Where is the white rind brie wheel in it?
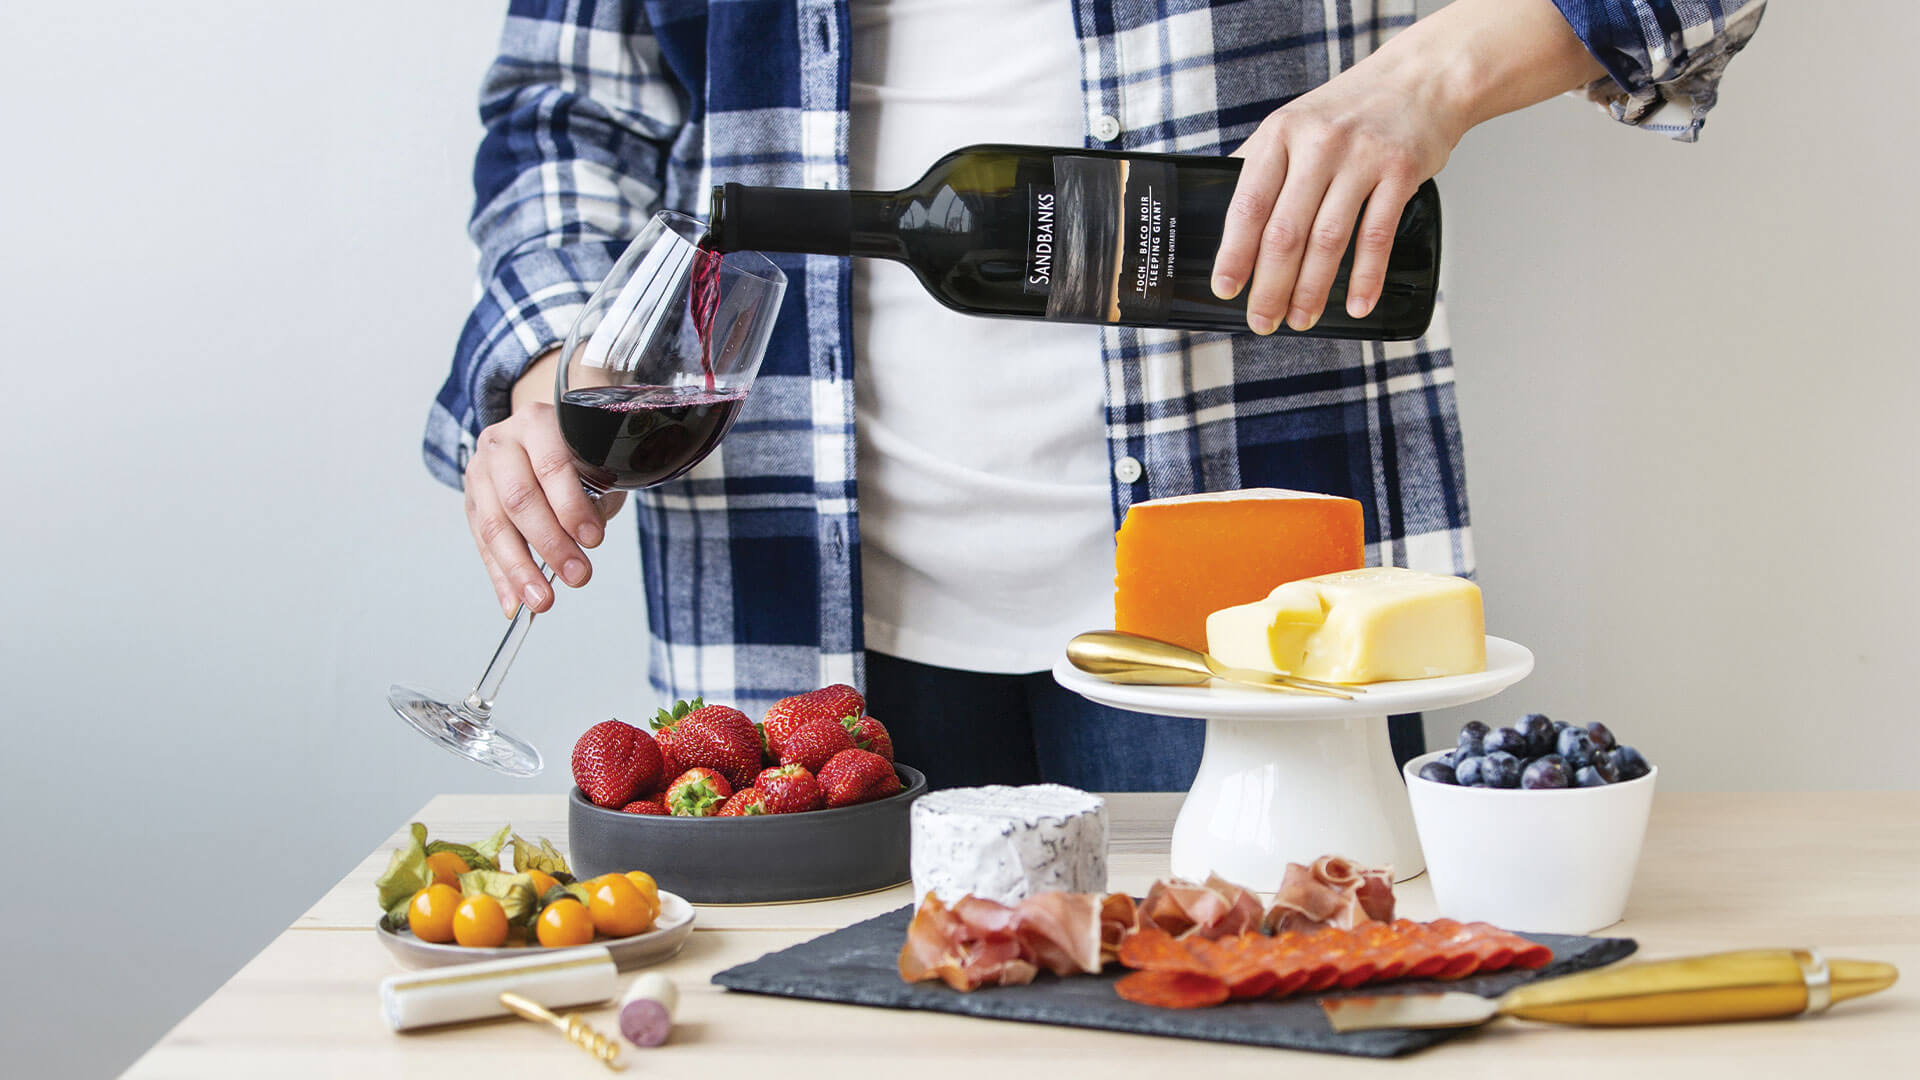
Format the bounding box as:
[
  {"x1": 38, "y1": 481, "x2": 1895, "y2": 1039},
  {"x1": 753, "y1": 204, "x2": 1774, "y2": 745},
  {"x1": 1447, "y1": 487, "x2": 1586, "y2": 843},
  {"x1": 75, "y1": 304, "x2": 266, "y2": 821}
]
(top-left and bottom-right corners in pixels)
[{"x1": 909, "y1": 784, "x2": 1109, "y2": 906}]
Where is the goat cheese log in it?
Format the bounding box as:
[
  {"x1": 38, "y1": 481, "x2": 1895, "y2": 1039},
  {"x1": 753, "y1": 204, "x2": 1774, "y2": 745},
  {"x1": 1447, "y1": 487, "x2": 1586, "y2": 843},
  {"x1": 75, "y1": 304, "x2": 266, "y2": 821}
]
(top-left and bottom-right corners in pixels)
[{"x1": 910, "y1": 785, "x2": 1108, "y2": 906}]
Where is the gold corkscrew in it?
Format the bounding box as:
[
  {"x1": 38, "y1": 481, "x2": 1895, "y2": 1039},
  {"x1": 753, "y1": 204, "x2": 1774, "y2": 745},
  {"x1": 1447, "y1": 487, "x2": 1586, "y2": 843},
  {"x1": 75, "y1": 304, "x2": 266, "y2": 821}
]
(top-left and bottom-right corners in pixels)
[{"x1": 497, "y1": 991, "x2": 623, "y2": 1070}]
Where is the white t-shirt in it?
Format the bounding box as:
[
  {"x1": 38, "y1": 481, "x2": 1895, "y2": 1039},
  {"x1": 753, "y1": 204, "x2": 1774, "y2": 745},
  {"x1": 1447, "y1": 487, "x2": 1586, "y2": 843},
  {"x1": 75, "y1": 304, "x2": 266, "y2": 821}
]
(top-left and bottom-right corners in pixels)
[{"x1": 849, "y1": 0, "x2": 1115, "y2": 674}]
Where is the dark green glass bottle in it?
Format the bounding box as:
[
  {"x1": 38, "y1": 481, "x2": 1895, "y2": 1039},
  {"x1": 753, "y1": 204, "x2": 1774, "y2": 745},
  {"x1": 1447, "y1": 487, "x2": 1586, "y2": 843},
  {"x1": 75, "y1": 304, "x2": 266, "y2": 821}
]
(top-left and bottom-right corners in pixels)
[{"x1": 707, "y1": 143, "x2": 1440, "y2": 340}]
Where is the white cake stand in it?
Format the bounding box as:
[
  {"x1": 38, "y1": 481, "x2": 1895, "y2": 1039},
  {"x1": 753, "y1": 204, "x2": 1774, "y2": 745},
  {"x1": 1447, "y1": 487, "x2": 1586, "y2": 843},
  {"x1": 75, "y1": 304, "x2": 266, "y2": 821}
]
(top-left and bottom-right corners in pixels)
[{"x1": 1052, "y1": 636, "x2": 1533, "y2": 889}]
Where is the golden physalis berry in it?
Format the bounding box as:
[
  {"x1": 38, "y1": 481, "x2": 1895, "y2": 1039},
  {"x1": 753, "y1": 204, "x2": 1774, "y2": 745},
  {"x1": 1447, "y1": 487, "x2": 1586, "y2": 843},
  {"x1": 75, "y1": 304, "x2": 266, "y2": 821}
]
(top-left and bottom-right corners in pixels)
[
  {"x1": 453, "y1": 894, "x2": 509, "y2": 947},
  {"x1": 587, "y1": 874, "x2": 652, "y2": 937},
  {"x1": 623, "y1": 871, "x2": 660, "y2": 910},
  {"x1": 536, "y1": 898, "x2": 595, "y2": 947},
  {"x1": 407, "y1": 883, "x2": 462, "y2": 943},
  {"x1": 527, "y1": 869, "x2": 559, "y2": 899},
  {"x1": 426, "y1": 851, "x2": 471, "y2": 889}
]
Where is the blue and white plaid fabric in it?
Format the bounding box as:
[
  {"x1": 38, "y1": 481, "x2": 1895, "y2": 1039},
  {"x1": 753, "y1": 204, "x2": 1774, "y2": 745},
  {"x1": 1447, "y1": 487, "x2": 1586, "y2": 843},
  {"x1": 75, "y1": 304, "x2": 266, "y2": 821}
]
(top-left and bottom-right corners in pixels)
[
  {"x1": 426, "y1": 0, "x2": 1762, "y2": 716},
  {"x1": 1552, "y1": 1, "x2": 1765, "y2": 141}
]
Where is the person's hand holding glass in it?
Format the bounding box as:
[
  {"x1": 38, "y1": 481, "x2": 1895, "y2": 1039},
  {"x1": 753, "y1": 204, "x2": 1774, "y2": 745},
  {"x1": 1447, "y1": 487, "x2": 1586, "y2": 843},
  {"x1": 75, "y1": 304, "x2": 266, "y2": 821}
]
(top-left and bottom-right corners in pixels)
[{"x1": 392, "y1": 212, "x2": 787, "y2": 776}]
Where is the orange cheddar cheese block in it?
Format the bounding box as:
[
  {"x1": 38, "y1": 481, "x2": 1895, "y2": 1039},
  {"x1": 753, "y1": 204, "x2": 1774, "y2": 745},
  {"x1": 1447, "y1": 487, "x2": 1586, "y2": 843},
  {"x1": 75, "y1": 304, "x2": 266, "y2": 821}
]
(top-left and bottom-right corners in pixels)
[{"x1": 1114, "y1": 489, "x2": 1364, "y2": 653}]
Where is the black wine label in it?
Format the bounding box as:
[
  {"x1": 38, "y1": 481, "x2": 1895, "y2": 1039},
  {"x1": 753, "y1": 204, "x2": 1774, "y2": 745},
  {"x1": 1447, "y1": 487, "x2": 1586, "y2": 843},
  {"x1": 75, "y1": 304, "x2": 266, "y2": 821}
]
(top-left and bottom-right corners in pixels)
[{"x1": 1028, "y1": 156, "x2": 1177, "y2": 323}]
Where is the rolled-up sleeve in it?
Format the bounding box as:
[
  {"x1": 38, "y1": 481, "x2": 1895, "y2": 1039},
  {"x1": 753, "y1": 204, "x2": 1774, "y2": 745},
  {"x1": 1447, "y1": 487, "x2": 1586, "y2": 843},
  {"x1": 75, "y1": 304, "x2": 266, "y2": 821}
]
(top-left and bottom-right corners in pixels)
[
  {"x1": 423, "y1": 0, "x2": 684, "y2": 489},
  {"x1": 1551, "y1": 1, "x2": 1766, "y2": 142}
]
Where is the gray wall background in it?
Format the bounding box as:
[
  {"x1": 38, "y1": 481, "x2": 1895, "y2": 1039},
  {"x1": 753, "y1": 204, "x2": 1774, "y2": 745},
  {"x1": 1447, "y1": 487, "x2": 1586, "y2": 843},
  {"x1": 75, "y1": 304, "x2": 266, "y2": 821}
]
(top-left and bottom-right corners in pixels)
[{"x1": 1, "y1": 1, "x2": 1911, "y2": 1075}]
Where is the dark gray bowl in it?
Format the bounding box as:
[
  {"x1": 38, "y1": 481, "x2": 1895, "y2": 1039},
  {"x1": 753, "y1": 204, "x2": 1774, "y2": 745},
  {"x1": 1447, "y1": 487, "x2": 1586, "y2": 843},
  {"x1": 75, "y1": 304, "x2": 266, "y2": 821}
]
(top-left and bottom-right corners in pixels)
[{"x1": 567, "y1": 764, "x2": 926, "y2": 903}]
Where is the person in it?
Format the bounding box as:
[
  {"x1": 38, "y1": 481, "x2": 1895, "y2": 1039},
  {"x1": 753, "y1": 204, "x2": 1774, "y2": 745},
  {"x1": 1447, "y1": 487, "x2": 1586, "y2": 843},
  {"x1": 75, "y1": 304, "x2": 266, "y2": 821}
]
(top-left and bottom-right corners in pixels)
[{"x1": 425, "y1": 0, "x2": 1764, "y2": 791}]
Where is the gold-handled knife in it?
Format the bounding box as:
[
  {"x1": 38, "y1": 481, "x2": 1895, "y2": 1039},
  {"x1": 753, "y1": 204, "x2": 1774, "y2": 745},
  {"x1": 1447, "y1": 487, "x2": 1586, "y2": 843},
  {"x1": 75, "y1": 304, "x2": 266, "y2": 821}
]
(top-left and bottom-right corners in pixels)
[
  {"x1": 1067, "y1": 631, "x2": 1360, "y2": 699},
  {"x1": 1321, "y1": 949, "x2": 1897, "y2": 1032}
]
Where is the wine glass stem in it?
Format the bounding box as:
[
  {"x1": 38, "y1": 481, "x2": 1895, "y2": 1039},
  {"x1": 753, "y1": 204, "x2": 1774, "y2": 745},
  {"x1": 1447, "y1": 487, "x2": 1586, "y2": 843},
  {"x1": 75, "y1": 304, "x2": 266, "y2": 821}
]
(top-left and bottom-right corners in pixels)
[
  {"x1": 459, "y1": 486, "x2": 603, "y2": 726},
  {"x1": 461, "y1": 563, "x2": 556, "y2": 723}
]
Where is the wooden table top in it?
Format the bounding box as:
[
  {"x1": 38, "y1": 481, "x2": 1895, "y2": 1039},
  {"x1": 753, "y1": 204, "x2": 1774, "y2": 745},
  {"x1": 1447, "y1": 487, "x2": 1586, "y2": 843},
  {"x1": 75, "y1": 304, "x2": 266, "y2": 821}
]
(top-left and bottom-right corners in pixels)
[{"x1": 125, "y1": 792, "x2": 1919, "y2": 1077}]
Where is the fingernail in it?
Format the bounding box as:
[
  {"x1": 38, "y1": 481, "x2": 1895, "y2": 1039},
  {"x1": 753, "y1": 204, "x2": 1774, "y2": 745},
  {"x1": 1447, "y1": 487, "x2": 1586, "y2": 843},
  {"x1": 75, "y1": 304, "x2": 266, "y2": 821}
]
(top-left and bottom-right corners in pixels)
[
  {"x1": 500, "y1": 594, "x2": 517, "y2": 619},
  {"x1": 578, "y1": 521, "x2": 603, "y2": 548},
  {"x1": 1212, "y1": 274, "x2": 1238, "y2": 300},
  {"x1": 522, "y1": 582, "x2": 547, "y2": 609},
  {"x1": 1347, "y1": 295, "x2": 1372, "y2": 318},
  {"x1": 1248, "y1": 313, "x2": 1276, "y2": 335},
  {"x1": 1288, "y1": 308, "x2": 1318, "y2": 332},
  {"x1": 562, "y1": 558, "x2": 588, "y2": 586}
]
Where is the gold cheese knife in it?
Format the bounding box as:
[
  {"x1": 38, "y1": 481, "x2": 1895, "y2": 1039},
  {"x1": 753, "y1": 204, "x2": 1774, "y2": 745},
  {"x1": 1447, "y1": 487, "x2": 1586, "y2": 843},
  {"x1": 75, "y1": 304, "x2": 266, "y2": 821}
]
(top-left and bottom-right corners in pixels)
[
  {"x1": 1321, "y1": 948, "x2": 1898, "y2": 1032},
  {"x1": 1067, "y1": 630, "x2": 1359, "y2": 699}
]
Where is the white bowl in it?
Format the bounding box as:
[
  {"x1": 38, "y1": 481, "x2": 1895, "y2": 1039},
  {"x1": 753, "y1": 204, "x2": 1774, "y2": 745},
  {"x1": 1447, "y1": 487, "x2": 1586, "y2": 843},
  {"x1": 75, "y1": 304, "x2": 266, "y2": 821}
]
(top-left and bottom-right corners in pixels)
[{"x1": 1403, "y1": 749, "x2": 1657, "y2": 934}]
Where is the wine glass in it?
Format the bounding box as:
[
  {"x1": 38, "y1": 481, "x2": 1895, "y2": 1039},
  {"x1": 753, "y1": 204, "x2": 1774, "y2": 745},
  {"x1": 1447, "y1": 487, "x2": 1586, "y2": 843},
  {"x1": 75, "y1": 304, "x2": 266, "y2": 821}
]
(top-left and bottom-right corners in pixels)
[{"x1": 390, "y1": 211, "x2": 787, "y2": 776}]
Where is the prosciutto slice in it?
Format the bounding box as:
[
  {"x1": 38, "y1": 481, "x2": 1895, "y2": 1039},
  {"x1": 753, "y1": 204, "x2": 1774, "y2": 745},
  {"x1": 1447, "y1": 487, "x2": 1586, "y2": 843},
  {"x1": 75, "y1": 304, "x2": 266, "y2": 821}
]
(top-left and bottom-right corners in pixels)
[
  {"x1": 899, "y1": 891, "x2": 1123, "y2": 990},
  {"x1": 1134, "y1": 874, "x2": 1265, "y2": 940},
  {"x1": 1013, "y1": 891, "x2": 1104, "y2": 976},
  {"x1": 1097, "y1": 892, "x2": 1138, "y2": 962},
  {"x1": 899, "y1": 895, "x2": 1037, "y2": 991},
  {"x1": 1263, "y1": 855, "x2": 1395, "y2": 933}
]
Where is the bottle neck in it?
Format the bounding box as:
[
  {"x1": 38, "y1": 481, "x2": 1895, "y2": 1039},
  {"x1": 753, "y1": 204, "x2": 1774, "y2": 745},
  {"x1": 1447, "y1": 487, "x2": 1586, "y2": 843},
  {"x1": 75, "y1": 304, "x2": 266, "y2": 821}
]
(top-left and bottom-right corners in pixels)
[{"x1": 709, "y1": 183, "x2": 903, "y2": 259}]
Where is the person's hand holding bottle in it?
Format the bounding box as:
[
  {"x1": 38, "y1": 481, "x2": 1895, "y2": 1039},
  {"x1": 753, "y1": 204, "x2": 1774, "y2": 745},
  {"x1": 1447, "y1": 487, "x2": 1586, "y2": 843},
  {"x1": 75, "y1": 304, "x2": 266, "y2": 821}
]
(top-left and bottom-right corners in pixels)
[{"x1": 1213, "y1": 0, "x2": 1606, "y2": 334}]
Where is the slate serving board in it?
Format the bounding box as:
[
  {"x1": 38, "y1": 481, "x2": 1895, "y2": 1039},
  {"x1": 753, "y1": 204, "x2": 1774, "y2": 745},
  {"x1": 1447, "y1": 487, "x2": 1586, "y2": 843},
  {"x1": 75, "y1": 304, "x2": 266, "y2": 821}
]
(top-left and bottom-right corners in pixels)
[{"x1": 713, "y1": 905, "x2": 1637, "y2": 1058}]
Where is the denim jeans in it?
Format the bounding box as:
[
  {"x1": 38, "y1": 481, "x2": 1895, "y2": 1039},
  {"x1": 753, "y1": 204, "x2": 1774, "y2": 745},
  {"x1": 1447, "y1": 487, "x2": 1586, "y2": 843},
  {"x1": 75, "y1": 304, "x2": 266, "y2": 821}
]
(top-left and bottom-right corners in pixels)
[{"x1": 867, "y1": 651, "x2": 1426, "y2": 792}]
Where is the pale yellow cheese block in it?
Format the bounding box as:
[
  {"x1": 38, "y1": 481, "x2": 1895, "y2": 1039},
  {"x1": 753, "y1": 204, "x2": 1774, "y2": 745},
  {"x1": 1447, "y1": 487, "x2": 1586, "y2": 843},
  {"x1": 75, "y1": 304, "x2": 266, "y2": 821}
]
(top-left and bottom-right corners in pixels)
[{"x1": 1205, "y1": 566, "x2": 1486, "y2": 684}]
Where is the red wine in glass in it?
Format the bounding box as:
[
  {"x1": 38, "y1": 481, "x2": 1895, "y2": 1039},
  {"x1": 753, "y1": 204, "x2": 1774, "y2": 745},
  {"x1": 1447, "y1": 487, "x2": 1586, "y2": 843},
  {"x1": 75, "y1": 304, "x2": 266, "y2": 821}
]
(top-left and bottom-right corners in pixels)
[{"x1": 557, "y1": 384, "x2": 748, "y2": 490}]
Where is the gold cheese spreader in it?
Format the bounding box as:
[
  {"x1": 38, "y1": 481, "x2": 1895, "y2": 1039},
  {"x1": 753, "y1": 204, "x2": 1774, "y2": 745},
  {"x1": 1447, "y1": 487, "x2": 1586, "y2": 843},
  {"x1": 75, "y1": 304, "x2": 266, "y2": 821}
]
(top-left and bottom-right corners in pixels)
[
  {"x1": 1321, "y1": 948, "x2": 1897, "y2": 1033},
  {"x1": 1067, "y1": 630, "x2": 1360, "y2": 699}
]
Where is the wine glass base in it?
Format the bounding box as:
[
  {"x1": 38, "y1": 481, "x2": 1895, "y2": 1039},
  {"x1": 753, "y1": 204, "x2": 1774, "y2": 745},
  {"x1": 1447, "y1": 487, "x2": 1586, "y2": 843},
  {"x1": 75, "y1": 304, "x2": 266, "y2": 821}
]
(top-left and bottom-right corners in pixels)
[{"x1": 389, "y1": 683, "x2": 544, "y2": 777}]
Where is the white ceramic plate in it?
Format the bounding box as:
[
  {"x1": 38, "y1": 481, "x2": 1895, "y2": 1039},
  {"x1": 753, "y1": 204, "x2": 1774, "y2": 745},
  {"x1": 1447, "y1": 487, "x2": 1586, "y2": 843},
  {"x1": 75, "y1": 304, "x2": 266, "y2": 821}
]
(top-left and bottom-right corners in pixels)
[
  {"x1": 375, "y1": 889, "x2": 695, "y2": 970},
  {"x1": 1051, "y1": 636, "x2": 1534, "y2": 720}
]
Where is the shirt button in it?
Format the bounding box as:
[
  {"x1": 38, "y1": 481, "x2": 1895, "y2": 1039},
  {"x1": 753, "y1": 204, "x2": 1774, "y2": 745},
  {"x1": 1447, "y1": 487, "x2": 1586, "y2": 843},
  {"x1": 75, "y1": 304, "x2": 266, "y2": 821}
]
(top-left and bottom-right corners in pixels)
[
  {"x1": 1113, "y1": 456, "x2": 1143, "y2": 484},
  {"x1": 1091, "y1": 114, "x2": 1122, "y2": 142}
]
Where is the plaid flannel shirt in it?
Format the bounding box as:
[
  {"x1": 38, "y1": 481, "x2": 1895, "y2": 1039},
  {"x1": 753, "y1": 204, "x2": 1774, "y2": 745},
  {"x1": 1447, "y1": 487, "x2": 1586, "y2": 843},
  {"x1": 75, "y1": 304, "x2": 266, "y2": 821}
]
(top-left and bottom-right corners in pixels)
[{"x1": 425, "y1": 0, "x2": 1763, "y2": 716}]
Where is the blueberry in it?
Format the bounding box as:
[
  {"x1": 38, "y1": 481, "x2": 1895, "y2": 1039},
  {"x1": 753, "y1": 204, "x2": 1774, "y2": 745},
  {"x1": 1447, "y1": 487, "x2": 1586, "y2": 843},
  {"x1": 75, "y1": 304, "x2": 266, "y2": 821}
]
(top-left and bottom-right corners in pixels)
[
  {"x1": 1481, "y1": 751, "x2": 1522, "y2": 789},
  {"x1": 1517, "y1": 714, "x2": 1558, "y2": 757},
  {"x1": 1456, "y1": 721, "x2": 1489, "y2": 759},
  {"x1": 1591, "y1": 753, "x2": 1621, "y2": 783},
  {"x1": 1454, "y1": 755, "x2": 1484, "y2": 787},
  {"x1": 1585, "y1": 721, "x2": 1617, "y2": 751},
  {"x1": 1574, "y1": 765, "x2": 1610, "y2": 787},
  {"x1": 1556, "y1": 728, "x2": 1597, "y2": 770},
  {"x1": 1484, "y1": 726, "x2": 1528, "y2": 757},
  {"x1": 1610, "y1": 745, "x2": 1651, "y2": 781},
  {"x1": 1521, "y1": 757, "x2": 1571, "y2": 789},
  {"x1": 1418, "y1": 761, "x2": 1458, "y2": 785}
]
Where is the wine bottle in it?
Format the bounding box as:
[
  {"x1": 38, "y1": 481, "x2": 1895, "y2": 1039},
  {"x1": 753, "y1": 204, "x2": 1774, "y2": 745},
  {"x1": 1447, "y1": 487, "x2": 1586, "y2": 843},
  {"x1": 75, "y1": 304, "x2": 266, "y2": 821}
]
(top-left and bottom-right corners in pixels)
[{"x1": 706, "y1": 143, "x2": 1439, "y2": 340}]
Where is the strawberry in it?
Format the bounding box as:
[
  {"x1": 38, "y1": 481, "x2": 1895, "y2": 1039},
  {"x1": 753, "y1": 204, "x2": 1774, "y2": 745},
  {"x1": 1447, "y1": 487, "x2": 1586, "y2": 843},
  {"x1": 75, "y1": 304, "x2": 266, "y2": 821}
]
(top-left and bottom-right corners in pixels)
[
  {"x1": 762, "y1": 684, "x2": 865, "y2": 757},
  {"x1": 717, "y1": 789, "x2": 768, "y2": 816},
  {"x1": 677, "y1": 704, "x2": 761, "y2": 789},
  {"x1": 664, "y1": 767, "x2": 734, "y2": 817},
  {"x1": 754, "y1": 764, "x2": 825, "y2": 814},
  {"x1": 571, "y1": 720, "x2": 664, "y2": 808},
  {"x1": 653, "y1": 699, "x2": 760, "y2": 788},
  {"x1": 843, "y1": 714, "x2": 894, "y2": 763},
  {"x1": 779, "y1": 717, "x2": 855, "y2": 774},
  {"x1": 754, "y1": 721, "x2": 776, "y2": 765},
  {"x1": 649, "y1": 698, "x2": 702, "y2": 776},
  {"x1": 620, "y1": 798, "x2": 667, "y2": 816},
  {"x1": 817, "y1": 748, "x2": 896, "y2": 808}
]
